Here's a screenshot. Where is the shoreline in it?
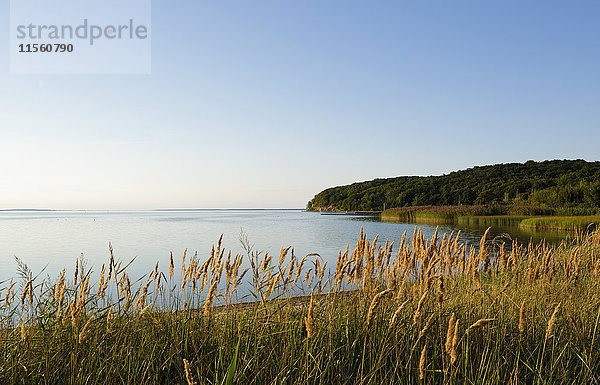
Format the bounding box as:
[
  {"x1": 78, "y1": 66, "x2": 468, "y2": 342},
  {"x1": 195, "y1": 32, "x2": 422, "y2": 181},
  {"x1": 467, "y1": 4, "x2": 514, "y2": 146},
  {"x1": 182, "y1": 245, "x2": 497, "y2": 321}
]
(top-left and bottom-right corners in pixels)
[{"x1": 377, "y1": 206, "x2": 600, "y2": 231}]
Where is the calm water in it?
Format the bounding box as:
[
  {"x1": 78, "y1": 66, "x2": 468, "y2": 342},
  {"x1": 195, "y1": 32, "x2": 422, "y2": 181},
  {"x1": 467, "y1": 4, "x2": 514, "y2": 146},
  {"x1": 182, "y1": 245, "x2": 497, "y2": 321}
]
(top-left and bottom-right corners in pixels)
[{"x1": 0, "y1": 209, "x2": 568, "y2": 283}]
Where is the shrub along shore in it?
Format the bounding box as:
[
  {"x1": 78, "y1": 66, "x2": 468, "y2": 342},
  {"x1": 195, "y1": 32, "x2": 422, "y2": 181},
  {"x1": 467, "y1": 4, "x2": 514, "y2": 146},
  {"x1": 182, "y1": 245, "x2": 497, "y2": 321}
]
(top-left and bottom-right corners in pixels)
[
  {"x1": 1, "y1": 228, "x2": 600, "y2": 384},
  {"x1": 380, "y1": 205, "x2": 600, "y2": 231}
]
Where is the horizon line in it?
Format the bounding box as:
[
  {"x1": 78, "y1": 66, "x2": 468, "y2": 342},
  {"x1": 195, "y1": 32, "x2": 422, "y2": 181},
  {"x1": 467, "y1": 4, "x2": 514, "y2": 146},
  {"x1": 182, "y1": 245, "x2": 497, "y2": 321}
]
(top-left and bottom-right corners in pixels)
[{"x1": 0, "y1": 208, "x2": 306, "y2": 212}]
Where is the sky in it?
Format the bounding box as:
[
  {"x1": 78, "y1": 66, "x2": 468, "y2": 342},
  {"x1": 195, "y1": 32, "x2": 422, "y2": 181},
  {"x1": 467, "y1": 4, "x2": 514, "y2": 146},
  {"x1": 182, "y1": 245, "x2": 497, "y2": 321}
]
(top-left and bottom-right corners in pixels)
[{"x1": 0, "y1": 1, "x2": 599, "y2": 209}]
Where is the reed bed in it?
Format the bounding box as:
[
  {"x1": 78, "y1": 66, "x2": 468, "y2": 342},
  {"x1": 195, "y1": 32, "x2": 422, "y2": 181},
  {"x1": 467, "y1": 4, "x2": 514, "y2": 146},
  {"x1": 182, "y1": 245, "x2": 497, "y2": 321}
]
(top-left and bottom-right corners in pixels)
[
  {"x1": 381, "y1": 205, "x2": 554, "y2": 222},
  {"x1": 520, "y1": 215, "x2": 600, "y2": 231},
  {"x1": 1, "y1": 228, "x2": 600, "y2": 384}
]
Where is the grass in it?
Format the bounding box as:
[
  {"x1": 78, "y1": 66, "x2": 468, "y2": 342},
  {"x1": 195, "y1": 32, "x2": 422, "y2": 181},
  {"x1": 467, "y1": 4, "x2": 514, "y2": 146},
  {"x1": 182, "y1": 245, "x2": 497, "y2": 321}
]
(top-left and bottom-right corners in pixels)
[
  {"x1": 382, "y1": 205, "x2": 599, "y2": 231},
  {"x1": 380, "y1": 205, "x2": 507, "y2": 222},
  {"x1": 381, "y1": 205, "x2": 554, "y2": 221},
  {"x1": 456, "y1": 215, "x2": 528, "y2": 227},
  {"x1": 1, "y1": 228, "x2": 600, "y2": 384},
  {"x1": 519, "y1": 216, "x2": 600, "y2": 231}
]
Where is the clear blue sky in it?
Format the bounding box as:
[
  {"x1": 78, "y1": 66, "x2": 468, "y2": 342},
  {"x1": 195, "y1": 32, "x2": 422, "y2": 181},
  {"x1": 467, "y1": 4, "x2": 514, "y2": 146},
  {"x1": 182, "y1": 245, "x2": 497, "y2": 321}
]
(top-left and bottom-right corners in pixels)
[{"x1": 1, "y1": 1, "x2": 599, "y2": 209}]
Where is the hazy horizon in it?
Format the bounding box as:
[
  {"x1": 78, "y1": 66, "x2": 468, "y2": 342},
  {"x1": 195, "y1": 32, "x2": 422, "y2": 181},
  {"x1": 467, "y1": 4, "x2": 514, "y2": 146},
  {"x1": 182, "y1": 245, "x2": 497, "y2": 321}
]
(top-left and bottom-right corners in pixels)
[{"x1": 2, "y1": 158, "x2": 598, "y2": 210}]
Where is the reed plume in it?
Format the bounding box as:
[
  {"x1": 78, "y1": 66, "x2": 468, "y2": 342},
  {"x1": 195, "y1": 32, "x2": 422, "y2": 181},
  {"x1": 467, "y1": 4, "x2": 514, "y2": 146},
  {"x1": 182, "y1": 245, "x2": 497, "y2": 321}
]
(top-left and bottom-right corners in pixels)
[
  {"x1": 4, "y1": 282, "x2": 16, "y2": 308},
  {"x1": 79, "y1": 317, "x2": 94, "y2": 344},
  {"x1": 437, "y1": 275, "x2": 444, "y2": 306},
  {"x1": 518, "y1": 301, "x2": 526, "y2": 339},
  {"x1": 183, "y1": 359, "x2": 197, "y2": 385},
  {"x1": 54, "y1": 269, "x2": 65, "y2": 303},
  {"x1": 106, "y1": 306, "x2": 112, "y2": 333},
  {"x1": 20, "y1": 317, "x2": 27, "y2": 342},
  {"x1": 418, "y1": 314, "x2": 435, "y2": 340},
  {"x1": 74, "y1": 258, "x2": 79, "y2": 286},
  {"x1": 450, "y1": 319, "x2": 460, "y2": 365},
  {"x1": 466, "y1": 318, "x2": 495, "y2": 334},
  {"x1": 388, "y1": 299, "x2": 410, "y2": 331},
  {"x1": 419, "y1": 343, "x2": 427, "y2": 380},
  {"x1": 367, "y1": 289, "x2": 392, "y2": 327},
  {"x1": 413, "y1": 290, "x2": 429, "y2": 324},
  {"x1": 305, "y1": 292, "x2": 315, "y2": 339},
  {"x1": 204, "y1": 280, "x2": 218, "y2": 318},
  {"x1": 445, "y1": 313, "x2": 456, "y2": 355},
  {"x1": 545, "y1": 303, "x2": 561, "y2": 341}
]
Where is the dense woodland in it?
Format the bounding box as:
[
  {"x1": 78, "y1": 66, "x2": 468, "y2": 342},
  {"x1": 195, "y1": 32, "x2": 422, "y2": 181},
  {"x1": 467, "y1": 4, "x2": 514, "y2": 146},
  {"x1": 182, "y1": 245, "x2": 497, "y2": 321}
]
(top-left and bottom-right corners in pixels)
[{"x1": 307, "y1": 160, "x2": 600, "y2": 212}]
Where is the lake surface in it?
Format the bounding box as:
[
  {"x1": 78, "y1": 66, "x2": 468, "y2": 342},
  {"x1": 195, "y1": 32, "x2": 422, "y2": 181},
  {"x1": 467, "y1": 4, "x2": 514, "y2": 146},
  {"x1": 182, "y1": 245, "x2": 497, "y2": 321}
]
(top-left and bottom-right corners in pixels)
[{"x1": 0, "y1": 209, "x2": 569, "y2": 283}]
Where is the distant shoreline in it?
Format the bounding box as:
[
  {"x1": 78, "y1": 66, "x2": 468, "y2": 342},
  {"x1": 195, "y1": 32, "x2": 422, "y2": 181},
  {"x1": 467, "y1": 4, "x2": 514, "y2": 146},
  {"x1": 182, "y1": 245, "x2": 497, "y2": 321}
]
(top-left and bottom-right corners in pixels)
[{"x1": 0, "y1": 208, "x2": 305, "y2": 212}]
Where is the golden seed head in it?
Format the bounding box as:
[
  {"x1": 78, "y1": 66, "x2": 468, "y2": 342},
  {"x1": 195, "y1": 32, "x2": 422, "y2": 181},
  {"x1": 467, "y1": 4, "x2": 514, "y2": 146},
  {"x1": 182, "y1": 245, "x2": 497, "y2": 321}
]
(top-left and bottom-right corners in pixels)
[
  {"x1": 78, "y1": 317, "x2": 94, "y2": 344},
  {"x1": 366, "y1": 289, "x2": 392, "y2": 327},
  {"x1": 204, "y1": 280, "x2": 218, "y2": 318},
  {"x1": 388, "y1": 299, "x2": 409, "y2": 331},
  {"x1": 451, "y1": 319, "x2": 460, "y2": 365},
  {"x1": 305, "y1": 292, "x2": 315, "y2": 339},
  {"x1": 183, "y1": 359, "x2": 197, "y2": 385},
  {"x1": 445, "y1": 313, "x2": 456, "y2": 355},
  {"x1": 545, "y1": 303, "x2": 561, "y2": 341},
  {"x1": 419, "y1": 343, "x2": 427, "y2": 380},
  {"x1": 466, "y1": 318, "x2": 496, "y2": 335},
  {"x1": 518, "y1": 301, "x2": 526, "y2": 336}
]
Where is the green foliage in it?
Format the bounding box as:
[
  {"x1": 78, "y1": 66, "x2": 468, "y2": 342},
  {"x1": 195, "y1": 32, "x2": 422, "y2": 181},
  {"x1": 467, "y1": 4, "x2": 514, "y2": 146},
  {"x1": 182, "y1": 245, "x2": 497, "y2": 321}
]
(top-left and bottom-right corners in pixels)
[
  {"x1": 307, "y1": 159, "x2": 600, "y2": 212},
  {"x1": 519, "y1": 216, "x2": 600, "y2": 231}
]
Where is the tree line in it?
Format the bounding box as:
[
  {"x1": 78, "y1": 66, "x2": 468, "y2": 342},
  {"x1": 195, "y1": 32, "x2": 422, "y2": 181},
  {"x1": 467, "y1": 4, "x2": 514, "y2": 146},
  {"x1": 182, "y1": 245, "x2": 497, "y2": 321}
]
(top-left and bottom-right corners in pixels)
[{"x1": 307, "y1": 160, "x2": 600, "y2": 212}]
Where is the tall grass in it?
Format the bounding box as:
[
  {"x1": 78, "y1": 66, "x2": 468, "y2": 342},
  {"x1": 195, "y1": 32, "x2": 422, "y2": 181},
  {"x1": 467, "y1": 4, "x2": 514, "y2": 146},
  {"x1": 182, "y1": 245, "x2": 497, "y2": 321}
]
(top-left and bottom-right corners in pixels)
[
  {"x1": 520, "y1": 216, "x2": 600, "y2": 231},
  {"x1": 381, "y1": 205, "x2": 554, "y2": 223},
  {"x1": 1, "y1": 228, "x2": 600, "y2": 384}
]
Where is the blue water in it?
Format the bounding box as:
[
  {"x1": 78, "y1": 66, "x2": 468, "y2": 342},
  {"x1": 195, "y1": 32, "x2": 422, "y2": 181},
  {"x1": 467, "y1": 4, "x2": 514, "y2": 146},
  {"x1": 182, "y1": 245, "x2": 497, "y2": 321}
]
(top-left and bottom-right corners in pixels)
[{"x1": 0, "y1": 209, "x2": 561, "y2": 284}]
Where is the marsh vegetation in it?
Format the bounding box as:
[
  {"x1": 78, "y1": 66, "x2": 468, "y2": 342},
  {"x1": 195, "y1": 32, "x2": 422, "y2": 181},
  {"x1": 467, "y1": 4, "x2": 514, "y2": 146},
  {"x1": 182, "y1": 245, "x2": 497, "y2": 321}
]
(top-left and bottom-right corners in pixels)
[{"x1": 1, "y1": 228, "x2": 600, "y2": 384}]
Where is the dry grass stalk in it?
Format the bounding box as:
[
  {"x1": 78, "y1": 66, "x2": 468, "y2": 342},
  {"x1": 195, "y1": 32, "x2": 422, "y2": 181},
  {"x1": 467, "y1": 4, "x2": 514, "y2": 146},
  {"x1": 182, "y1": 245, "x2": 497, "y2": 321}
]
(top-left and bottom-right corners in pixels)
[
  {"x1": 445, "y1": 313, "x2": 456, "y2": 355},
  {"x1": 388, "y1": 299, "x2": 410, "y2": 331},
  {"x1": 106, "y1": 306, "x2": 112, "y2": 333},
  {"x1": 183, "y1": 359, "x2": 197, "y2": 385},
  {"x1": 466, "y1": 318, "x2": 495, "y2": 334},
  {"x1": 413, "y1": 290, "x2": 429, "y2": 324},
  {"x1": 479, "y1": 227, "x2": 491, "y2": 273},
  {"x1": 74, "y1": 258, "x2": 79, "y2": 286},
  {"x1": 418, "y1": 314, "x2": 435, "y2": 340},
  {"x1": 204, "y1": 280, "x2": 218, "y2": 319},
  {"x1": 136, "y1": 278, "x2": 152, "y2": 310},
  {"x1": 305, "y1": 292, "x2": 315, "y2": 339},
  {"x1": 450, "y1": 319, "x2": 460, "y2": 365},
  {"x1": 107, "y1": 243, "x2": 114, "y2": 281},
  {"x1": 54, "y1": 269, "x2": 65, "y2": 303},
  {"x1": 4, "y1": 282, "x2": 16, "y2": 308},
  {"x1": 366, "y1": 289, "x2": 392, "y2": 327},
  {"x1": 79, "y1": 317, "x2": 94, "y2": 344},
  {"x1": 437, "y1": 276, "x2": 444, "y2": 306},
  {"x1": 279, "y1": 246, "x2": 291, "y2": 266},
  {"x1": 62, "y1": 302, "x2": 71, "y2": 326},
  {"x1": 545, "y1": 303, "x2": 561, "y2": 341},
  {"x1": 97, "y1": 265, "x2": 105, "y2": 297},
  {"x1": 518, "y1": 301, "x2": 526, "y2": 339},
  {"x1": 419, "y1": 343, "x2": 427, "y2": 380},
  {"x1": 139, "y1": 304, "x2": 151, "y2": 317},
  {"x1": 21, "y1": 280, "x2": 32, "y2": 309},
  {"x1": 20, "y1": 317, "x2": 26, "y2": 342}
]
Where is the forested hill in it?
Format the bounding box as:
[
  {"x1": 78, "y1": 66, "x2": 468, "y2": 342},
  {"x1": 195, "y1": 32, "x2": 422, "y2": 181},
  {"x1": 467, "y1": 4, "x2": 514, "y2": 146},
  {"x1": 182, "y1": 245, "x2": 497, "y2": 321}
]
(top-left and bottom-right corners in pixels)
[{"x1": 307, "y1": 160, "x2": 600, "y2": 212}]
